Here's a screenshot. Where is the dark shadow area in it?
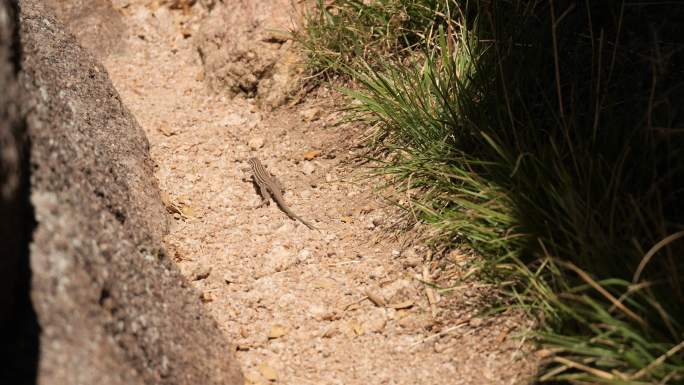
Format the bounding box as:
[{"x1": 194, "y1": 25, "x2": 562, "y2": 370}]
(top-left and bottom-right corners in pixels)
[
  {"x1": 0, "y1": 130, "x2": 40, "y2": 385},
  {"x1": 0, "y1": 1, "x2": 40, "y2": 384}
]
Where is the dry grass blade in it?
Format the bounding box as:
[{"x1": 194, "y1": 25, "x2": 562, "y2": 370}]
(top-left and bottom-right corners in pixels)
[
  {"x1": 422, "y1": 265, "x2": 438, "y2": 318},
  {"x1": 561, "y1": 261, "x2": 647, "y2": 327},
  {"x1": 632, "y1": 230, "x2": 684, "y2": 284},
  {"x1": 552, "y1": 356, "x2": 615, "y2": 380},
  {"x1": 409, "y1": 321, "x2": 467, "y2": 349},
  {"x1": 630, "y1": 339, "x2": 684, "y2": 381}
]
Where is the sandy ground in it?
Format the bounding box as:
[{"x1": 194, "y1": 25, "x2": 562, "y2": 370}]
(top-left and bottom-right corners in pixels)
[{"x1": 102, "y1": 2, "x2": 540, "y2": 384}]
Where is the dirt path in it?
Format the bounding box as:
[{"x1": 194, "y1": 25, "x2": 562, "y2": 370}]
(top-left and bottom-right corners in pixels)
[{"x1": 102, "y1": 2, "x2": 539, "y2": 384}]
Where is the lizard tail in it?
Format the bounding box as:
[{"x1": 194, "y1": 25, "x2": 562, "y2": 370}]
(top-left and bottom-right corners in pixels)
[{"x1": 281, "y1": 206, "x2": 318, "y2": 230}]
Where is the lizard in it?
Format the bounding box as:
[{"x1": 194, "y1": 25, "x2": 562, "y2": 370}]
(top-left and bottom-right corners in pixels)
[{"x1": 247, "y1": 157, "x2": 318, "y2": 230}]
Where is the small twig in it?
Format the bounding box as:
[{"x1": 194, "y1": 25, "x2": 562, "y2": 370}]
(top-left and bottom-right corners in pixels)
[
  {"x1": 423, "y1": 265, "x2": 438, "y2": 318},
  {"x1": 409, "y1": 322, "x2": 467, "y2": 348}
]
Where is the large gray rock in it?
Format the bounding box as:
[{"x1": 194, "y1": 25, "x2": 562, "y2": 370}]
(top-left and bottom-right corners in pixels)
[
  {"x1": 43, "y1": 0, "x2": 127, "y2": 58},
  {"x1": 0, "y1": 1, "x2": 244, "y2": 384}
]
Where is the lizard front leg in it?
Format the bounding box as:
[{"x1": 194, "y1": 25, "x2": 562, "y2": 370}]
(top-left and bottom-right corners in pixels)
[
  {"x1": 253, "y1": 177, "x2": 272, "y2": 208},
  {"x1": 271, "y1": 173, "x2": 286, "y2": 196}
]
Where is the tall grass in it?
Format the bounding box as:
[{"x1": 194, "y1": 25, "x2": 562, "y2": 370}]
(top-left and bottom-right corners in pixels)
[{"x1": 298, "y1": 0, "x2": 684, "y2": 383}]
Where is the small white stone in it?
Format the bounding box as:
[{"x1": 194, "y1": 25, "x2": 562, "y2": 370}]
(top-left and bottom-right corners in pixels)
[
  {"x1": 299, "y1": 190, "x2": 312, "y2": 199},
  {"x1": 301, "y1": 162, "x2": 316, "y2": 176},
  {"x1": 264, "y1": 244, "x2": 295, "y2": 272},
  {"x1": 297, "y1": 249, "x2": 313, "y2": 263},
  {"x1": 362, "y1": 308, "x2": 388, "y2": 334},
  {"x1": 300, "y1": 107, "x2": 322, "y2": 122},
  {"x1": 307, "y1": 303, "x2": 331, "y2": 321},
  {"x1": 248, "y1": 137, "x2": 265, "y2": 150}
]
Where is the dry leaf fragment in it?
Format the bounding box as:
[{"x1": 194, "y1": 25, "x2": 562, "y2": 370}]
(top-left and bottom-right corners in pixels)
[
  {"x1": 258, "y1": 364, "x2": 278, "y2": 382},
  {"x1": 268, "y1": 325, "x2": 287, "y2": 339},
  {"x1": 349, "y1": 320, "x2": 364, "y2": 336},
  {"x1": 180, "y1": 204, "x2": 194, "y2": 217},
  {"x1": 364, "y1": 290, "x2": 386, "y2": 307},
  {"x1": 300, "y1": 107, "x2": 322, "y2": 122},
  {"x1": 191, "y1": 265, "x2": 211, "y2": 281},
  {"x1": 496, "y1": 327, "x2": 511, "y2": 344},
  {"x1": 158, "y1": 123, "x2": 176, "y2": 136},
  {"x1": 313, "y1": 278, "x2": 335, "y2": 289},
  {"x1": 388, "y1": 300, "x2": 414, "y2": 310},
  {"x1": 200, "y1": 291, "x2": 213, "y2": 303},
  {"x1": 236, "y1": 343, "x2": 252, "y2": 351},
  {"x1": 161, "y1": 192, "x2": 192, "y2": 219},
  {"x1": 303, "y1": 150, "x2": 322, "y2": 160},
  {"x1": 180, "y1": 25, "x2": 192, "y2": 38},
  {"x1": 244, "y1": 374, "x2": 262, "y2": 385},
  {"x1": 160, "y1": 191, "x2": 172, "y2": 207},
  {"x1": 321, "y1": 323, "x2": 340, "y2": 338}
]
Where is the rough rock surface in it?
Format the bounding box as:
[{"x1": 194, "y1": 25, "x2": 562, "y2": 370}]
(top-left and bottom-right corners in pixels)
[
  {"x1": 43, "y1": 0, "x2": 127, "y2": 58},
  {"x1": 4, "y1": 1, "x2": 243, "y2": 384},
  {"x1": 194, "y1": 0, "x2": 304, "y2": 108}
]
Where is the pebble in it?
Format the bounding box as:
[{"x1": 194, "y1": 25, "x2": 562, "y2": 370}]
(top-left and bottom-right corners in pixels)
[
  {"x1": 402, "y1": 256, "x2": 421, "y2": 268},
  {"x1": 362, "y1": 308, "x2": 388, "y2": 334},
  {"x1": 469, "y1": 317, "x2": 484, "y2": 328},
  {"x1": 402, "y1": 248, "x2": 422, "y2": 268},
  {"x1": 381, "y1": 279, "x2": 415, "y2": 304},
  {"x1": 191, "y1": 265, "x2": 212, "y2": 281},
  {"x1": 397, "y1": 313, "x2": 432, "y2": 330},
  {"x1": 299, "y1": 189, "x2": 312, "y2": 199},
  {"x1": 265, "y1": 244, "x2": 295, "y2": 272},
  {"x1": 368, "y1": 265, "x2": 385, "y2": 280},
  {"x1": 301, "y1": 161, "x2": 316, "y2": 175},
  {"x1": 223, "y1": 272, "x2": 239, "y2": 284},
  {"x1": 258, "y1": 363, "x2": 278, "y2": 382},
  {"x1": 297, "y1": 248, "x2": 313, "y2": 263},
  {"x1": 248, "y1": 136, "x2": 265, "y2": 149},
  {"x1": 222, "y1": 113, "x2": 246, "y2": 127},
  {"x1": 321, "y1": 323, "x2": 341, "y2": 338},
  {"x1": 268, "y1": 324, "x2": 288, "y2": 339},
  {"x1": 300, "y1": 107, "x2": 322, "y2": 122},
  {"x1": 307, "y1": 303, "x2": 331, "y2": 321}
]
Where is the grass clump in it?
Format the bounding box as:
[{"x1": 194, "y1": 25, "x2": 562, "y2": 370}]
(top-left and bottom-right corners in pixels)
[
  {"x1": 299, "y1": 0, "x2": 465, "y2": 74},
  {"x1": 299, "y1": 0, "x2": 684, "y2": 383}
]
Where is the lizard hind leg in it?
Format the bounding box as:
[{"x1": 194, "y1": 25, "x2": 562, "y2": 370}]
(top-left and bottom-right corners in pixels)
[
  {"x1": 270, "y1": 173, "x2": 286, "y2": 196},
  {"x1": 253, "y1": 179, "x2": 272, "y2": 208}
]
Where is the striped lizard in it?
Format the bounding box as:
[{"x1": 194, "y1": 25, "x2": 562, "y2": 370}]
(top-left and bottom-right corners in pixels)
[{"x1": 247, "y1": 157, "x2": 317, "y2": 230}]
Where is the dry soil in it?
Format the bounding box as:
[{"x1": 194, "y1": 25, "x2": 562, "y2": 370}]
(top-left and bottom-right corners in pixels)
[{"x1": 102, "y1": 2, "x2": 540, "y2": 384}]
